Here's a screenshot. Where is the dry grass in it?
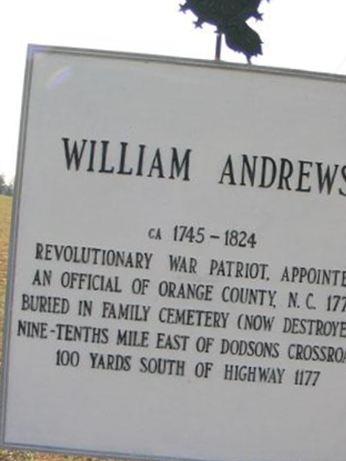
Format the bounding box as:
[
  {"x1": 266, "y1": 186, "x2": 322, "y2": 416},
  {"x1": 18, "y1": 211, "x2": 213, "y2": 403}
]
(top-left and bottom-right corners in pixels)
[
  {"x1": 0, "y1": 195, "x2": 124, "y2": 461},
  {"x1": 0, "y1": 195, "x2": 12, "y2": 350}
]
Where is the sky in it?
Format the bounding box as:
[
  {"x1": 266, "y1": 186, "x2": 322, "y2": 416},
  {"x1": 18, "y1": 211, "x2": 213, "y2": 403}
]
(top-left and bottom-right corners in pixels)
[{"x1": 1, "y1": 0, "x2": 346, "y2": 182}]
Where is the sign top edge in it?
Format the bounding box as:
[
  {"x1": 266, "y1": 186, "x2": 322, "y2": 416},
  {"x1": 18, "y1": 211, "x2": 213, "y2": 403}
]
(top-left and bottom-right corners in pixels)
[{"x1": 27, "y1": 43, "x2": 346, "y2": 85}]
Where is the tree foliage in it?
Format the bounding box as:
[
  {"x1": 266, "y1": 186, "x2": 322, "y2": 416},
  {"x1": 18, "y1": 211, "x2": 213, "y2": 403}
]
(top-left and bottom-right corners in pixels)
[{"x1": 0, "y1": 174, "x2": 14, "y2": 196}]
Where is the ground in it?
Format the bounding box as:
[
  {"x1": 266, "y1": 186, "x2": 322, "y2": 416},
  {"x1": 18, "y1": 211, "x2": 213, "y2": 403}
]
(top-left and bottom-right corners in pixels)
[
  {"x1": 0, "y1": 195, "x2": 122, "y2": 461},
  {"x1": 0, "y1": 195, "x2": 11, "y2": 350}
]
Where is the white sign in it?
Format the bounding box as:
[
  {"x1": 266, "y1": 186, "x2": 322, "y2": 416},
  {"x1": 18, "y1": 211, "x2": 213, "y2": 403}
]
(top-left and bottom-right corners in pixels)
[{"x1": 2, "y1": 45, "x2": 346, "y2": 461}]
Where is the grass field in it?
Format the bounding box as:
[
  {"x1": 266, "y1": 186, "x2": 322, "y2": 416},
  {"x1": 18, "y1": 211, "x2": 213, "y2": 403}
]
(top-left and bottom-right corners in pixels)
[
  {"x1": 0, "y1": 195, "x2": 12, "y2": 351},
  {"x1": 0, "y1": 195, "x2": 120, "y2": 461}
]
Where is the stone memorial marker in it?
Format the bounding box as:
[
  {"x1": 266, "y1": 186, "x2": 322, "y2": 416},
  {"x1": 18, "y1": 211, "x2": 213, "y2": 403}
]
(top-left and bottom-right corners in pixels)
[{"x1": 1, "y1": 45, "x2": 346, "y2": 461}]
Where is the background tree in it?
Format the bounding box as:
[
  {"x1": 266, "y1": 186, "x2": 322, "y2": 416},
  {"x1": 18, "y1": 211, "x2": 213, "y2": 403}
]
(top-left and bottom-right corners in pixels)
[
  {"x1": 0, "y1": 174, "x2": 6, "y2": 195},
  {"x1": 0, "y1": 174, "x2": 14, "y2": 196},
  {"x1": 4, "y1": 180, "x2": 14, "y2": 196}
]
